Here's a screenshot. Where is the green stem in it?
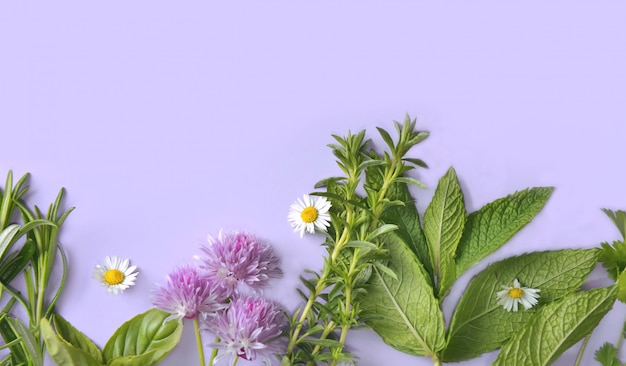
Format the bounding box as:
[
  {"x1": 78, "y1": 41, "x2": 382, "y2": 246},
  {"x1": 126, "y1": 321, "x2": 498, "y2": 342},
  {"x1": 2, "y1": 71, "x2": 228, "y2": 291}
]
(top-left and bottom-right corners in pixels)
[
  {"x1": 574, "y1": 333, "x2": 591, "y2": 366},
  {"x1": 310, "y1": 320, "x2": 336, "y2": 356},
  {"x1": 287, "y1": 224, "x2": 352, "y2": 355},
  {"x1": 193, "y1": 318, "x2": 205, "y2": 366},
  {"x1": 208, "y1": 336, "x2": 220, "y2": 366}
]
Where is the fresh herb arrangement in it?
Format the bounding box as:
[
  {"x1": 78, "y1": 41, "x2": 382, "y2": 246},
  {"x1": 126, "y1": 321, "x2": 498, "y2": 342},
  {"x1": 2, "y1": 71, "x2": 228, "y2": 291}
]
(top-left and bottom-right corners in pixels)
[
  {"x1": 0, "y1": 171, "x2": 72, "y2": 365},
  {"x1": 2, "y1": 115, "x2": 625, "y2": 366}
]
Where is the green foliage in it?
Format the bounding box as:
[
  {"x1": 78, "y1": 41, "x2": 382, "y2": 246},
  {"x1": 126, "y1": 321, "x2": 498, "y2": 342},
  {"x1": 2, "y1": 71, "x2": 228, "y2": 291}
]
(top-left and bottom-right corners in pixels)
[
  {"x1": 594, "y1": 342, "x2": 622, "y2": 366},
  {"x1": 599, "y1": 241, "x2": 626, "y2": 281},
  {"x1": 285, "y1": 115, "x2": 430, "y2": 365},
  {"x1": 444, "y1": 249, "x2": 600, "y2": 362},
  {"x1": 493, "y1": 286, "x2": 617, "y2": 366},
  {"x1": 617, "y1": 269, "x2": 626, "y2": 304},
  {"x1": 455, "y1": 187, "x2": 554, "y2": 276},
  {"x1": 103, "y1": 309, "x2": 182, "y2": 365},
  {"x1": 360, "y1": 232, "x2": 445, "y2": 358},
  {"x1": 0, "y1": 170, "x2": 71, "y2": 365},
  {"x1": 42, "y1": 309, "x2": 182, "y2": 366},
  {"x1": 423, "y1": 167, "x2": 465, "y2": 300},
  {"x1": 53, "y1": 314, "x2": 104, "y2": 363},
  {"x1": 378, "y1": 171, "x2": 432, "y2": 284},
  {"x1": 41, "y1": 317, "x2": 104, "y2": 366}
]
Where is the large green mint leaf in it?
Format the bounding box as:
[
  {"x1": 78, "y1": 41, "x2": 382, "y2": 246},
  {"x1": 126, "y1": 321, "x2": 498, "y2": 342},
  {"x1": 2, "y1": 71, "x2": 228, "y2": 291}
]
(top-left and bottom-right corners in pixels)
[
  {"x1": 360, "y1": 232, "x2": 445, "y2": 358},
  {"x1": 493, "y1": 286, "x2": 617, "y2": 366},
  {"x1": 53, "y1": 314, "x2": 103, "y2": 363},
  {"x1": 423, "y1": 167, "x2": 465, "y2": 299},
  {"x1": 455, "y1": 187, "x2": 554, "y2": 276},
  {"x1": 103, "y1": 309, "x2": 182, "y2": 365},
  {"x1": 444, "y1": 249, "x2": 600, "y2": 362},
  {"x1": 380, "y1": 180, "x2": 433, "y2": 284},
  {"x1": 41, "y1": 318, "x2": 104, "y2": 366}
]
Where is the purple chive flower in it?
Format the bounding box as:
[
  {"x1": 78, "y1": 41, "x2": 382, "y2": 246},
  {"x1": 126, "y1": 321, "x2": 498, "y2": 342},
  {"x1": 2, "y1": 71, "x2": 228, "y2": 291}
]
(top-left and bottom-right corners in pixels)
[
  {"x1": 197, "y1": 231, "x2": 282, "y2": 296},
  {"x1": 151, "y1": 264, "x2": 229, "y2": 321},
  {"x1": 203, "y1": 295, "x2": 287, "y2": 365}
]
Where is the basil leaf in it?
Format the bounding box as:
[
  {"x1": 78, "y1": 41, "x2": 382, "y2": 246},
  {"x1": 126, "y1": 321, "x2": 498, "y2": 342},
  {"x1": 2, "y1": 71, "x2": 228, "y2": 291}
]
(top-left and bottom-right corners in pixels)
[
  {"x1": 41, "y1": 318, "x2": 103, "y2": 366},
  {"x1": 53, "y1": 314, "x2": 103, "y2": 363},
  {"x1": 102, "y1": 309, "x2": 182, "y2": 365}
]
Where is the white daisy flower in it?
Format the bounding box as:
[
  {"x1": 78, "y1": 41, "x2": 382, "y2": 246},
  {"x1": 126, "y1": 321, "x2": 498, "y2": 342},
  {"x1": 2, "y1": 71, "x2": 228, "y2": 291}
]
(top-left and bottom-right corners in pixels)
[
  {"x1": 92, "y1": 256, "x2": 139, "y2": 295},
  {"x1": 496, "y1": 278, "x2": 540, "y2": 312},
  {"x1": 288, "y1": 194, "x2": 332, "y2": 238}
]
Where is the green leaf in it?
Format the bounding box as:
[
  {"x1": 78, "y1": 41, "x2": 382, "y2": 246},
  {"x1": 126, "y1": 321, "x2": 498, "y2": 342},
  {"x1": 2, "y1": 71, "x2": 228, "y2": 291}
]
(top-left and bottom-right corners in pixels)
[
  {"x1": 455, "y1": 187, "x2": 554, "y2": 276},
  {"x1": 365, "y1": 224, "x2": 398, "y2": 241},
  {"x1": 0, "y1": 225, "x2": 21, "y2": 260},
  {"x1": 594, "y1": 342, "x2": 621, "y2": 366},
  {"x1": 402, "y1": 158, "x2": 428, "y2": 169},
  {"x1": 53, "y1": 314, "x2": 104, "y2": 363},
  {"x1": 423, "y1": 167, "x2": 465, "y2": 299},
  {"x1": 107, "y1": 352, "x2": 158, "y2": 366},
  {"x1": 602, "y1": 208, "x2": 626, "y2": 239},
  {"x1": 41, "y1": 318, "x2": 104, "y2": 366},
  {"x1": 102, "y1": 309, "x2": 182, "y2": 365},
  {"x1": 393, "y1": 177, "x2": 427, "y2": 189},
  {"x1": 0, "y1": 313, "x2": 26, "y2": 365},
  {"x1": 0, "y1": 239, "x2": 35, "y2": 284},
  {"x1": 376, "y1": 126, "x2": 396, "y2": 152},
  {"x1": 599, "y1": 240, "x2": 626, "y2": 281},
  {"x1": 9, "y1": 317, "x2": 43, "y2": 366},
  {"x1": 379, "y1": 180, "x2": 433, "y2": 285},
  {"x1": 617, "y1": 268, "x2": 626, "y2": 304},
  {"x1": 342, "y1": 240, "x2": 379, "y2": 253},
  {"x1": 360, "y1": 232, "x2": 445, "y2": 358},
  {"x1": 444, "y1": 249, "x2": 600, "y2": 362},
  {"x1": 493, "y1": 286, "x2": 617, "y2": 366}
]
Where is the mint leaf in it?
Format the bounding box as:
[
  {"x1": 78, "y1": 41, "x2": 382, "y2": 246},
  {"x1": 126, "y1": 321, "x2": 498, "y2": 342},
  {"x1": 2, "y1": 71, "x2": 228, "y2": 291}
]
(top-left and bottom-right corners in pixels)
[
  {"x1": 360, "y1": 232, "x2": 445, "y2": 358},
  {"x1": 377, "y1": 174, "x2": 433, "y2": 284},
  {"x1": 599, "y1": 240, "x2": 626, "y2": 281},
  {"x1": 455, "y1": 187, "x2": 554, "y2": 276},
  {"x1": 444, "y1": 249, "x2": 600, "y2": 362},
  {"x1": 594, "y1": 342, "x2": 621, "y2": 366},
  {"x1": 423, "y1": 167, "x2": 465, "y2": 300},
  {"x1": 493, "y1": 286, "x2": 617, "y2": 366}
]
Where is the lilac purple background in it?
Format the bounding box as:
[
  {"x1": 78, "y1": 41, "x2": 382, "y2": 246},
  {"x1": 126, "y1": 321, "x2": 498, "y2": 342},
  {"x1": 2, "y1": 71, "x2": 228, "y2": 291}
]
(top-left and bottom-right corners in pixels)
[{"x1": 1, "y1": 2, "x2": 626, "y2": 365}]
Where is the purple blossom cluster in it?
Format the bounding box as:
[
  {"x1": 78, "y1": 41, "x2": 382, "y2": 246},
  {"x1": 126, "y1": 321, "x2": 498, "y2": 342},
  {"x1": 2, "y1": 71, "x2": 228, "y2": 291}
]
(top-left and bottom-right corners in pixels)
[{"x1": 151, "y1": 231, "x2": 285, "y2": 365}]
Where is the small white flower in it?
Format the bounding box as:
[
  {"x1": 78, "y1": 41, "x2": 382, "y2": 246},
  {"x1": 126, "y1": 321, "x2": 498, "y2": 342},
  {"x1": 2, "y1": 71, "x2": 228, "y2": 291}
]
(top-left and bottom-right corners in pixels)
[
  {"x1": 288, "y1": 194, "x2": 332, "y2": 238},
  {"x1": 92, "y1": 256, "x2": 139, "y2": 295},
  {"x1": 496, "y1": 278, "x2": 540, "y2": 312}
]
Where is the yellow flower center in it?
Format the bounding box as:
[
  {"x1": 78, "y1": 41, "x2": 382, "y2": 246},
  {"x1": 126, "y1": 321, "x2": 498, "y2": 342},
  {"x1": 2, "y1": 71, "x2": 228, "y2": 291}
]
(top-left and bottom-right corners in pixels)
[
  {"x1": 301, "y1": 206, "x2": 319, "y2": 223},
  {"x1": 508, "y1": 288, "x2": 524, "y2": 299},
  {"x1": 104, "y1": 269, "x2": 125, "y2": 285}
]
